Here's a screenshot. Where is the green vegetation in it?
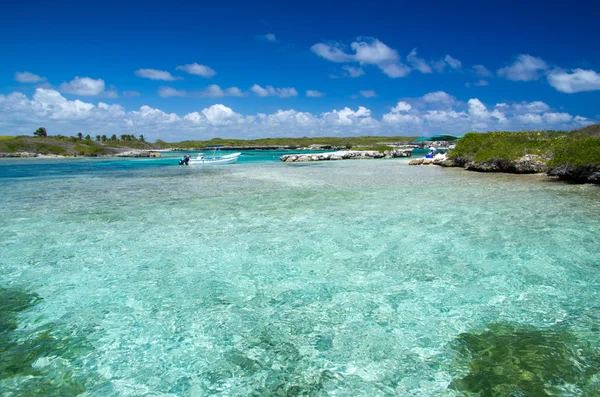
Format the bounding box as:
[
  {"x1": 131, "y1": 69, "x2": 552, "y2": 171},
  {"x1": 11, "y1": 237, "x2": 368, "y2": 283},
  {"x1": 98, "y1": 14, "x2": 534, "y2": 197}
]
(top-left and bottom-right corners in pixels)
[
  {"x1": 0, "y1": 135, "x2": 154, "y2": 156},
  {"x1": 33, "y1": 127, "x2": 47, "y2": 137},
  {"x1": 351, "y1": 144, "x2": 395, "y2": 153},
  {"x1": 449, "y1": 323, "x2": 600, "y2": 396},
  {"x1": 448, "y1": 125, "x2": 600, "y2": 171},
  {"x1": 0, "y1": 287, "x2": 106, "y2": 395}
]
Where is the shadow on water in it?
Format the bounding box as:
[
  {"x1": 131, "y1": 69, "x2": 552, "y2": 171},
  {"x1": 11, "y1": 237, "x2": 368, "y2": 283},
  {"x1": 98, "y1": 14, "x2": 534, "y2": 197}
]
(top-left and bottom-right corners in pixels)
[
  {"x1": 448, "y1": 323, "x2": 600, "y2": 397},
  {"x1": 0, "y1": 287, "x2": 109, "y2": 396}
]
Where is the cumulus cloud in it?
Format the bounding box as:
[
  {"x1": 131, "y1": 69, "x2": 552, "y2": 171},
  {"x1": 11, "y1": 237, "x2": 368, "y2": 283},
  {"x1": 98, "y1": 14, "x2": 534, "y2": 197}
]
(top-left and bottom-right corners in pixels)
[
  {"x1": 311, "y1": 38, "x2": 410, "y2": 78},
  {"x1": 497, "y1": 54, "x2": 548, "y2": 81},
  {"x1": 176, "y1": 63, "x2": 216, "y2": 78},
  {"x1": 474, "y1": 80, "x2": 489, "y2": 86},
  {"x1": 306, "y1": 90, "x2": 325, "y2": 97},
  {"x1": 14, "y1": 72, "x2": 46, "y2": 83},
  {"x1": 0, "y1": 88, "x2": 594, "y2": 141},
  {"x1": 135, "y1": 69, "x2": 180, "y2": 81},
  {"x1": 433, "y1": 55, "x2": 462, "y2": 72},
  {"x1": 359, "y1": 90, "x2": 377, "y2": 98},
  {"x1": 258, "y1": 33, "x2": 278, "y2": 42},
  {"x1": 473, "y1": 64, "x2": 492, "y2": 77},
  {"x1": 159, "y1": 85, "x2": 244, "y2": 98},
  {"x1": 123, "y1": 90, "x2": 140, "y2": 97},
  {"x1": 58, "y1": 77, "x2": 117, "y2": 97},
  {"x1": 547, "y1": 68, "x2": 600, "y2": 93},
  {"x1": 444, "y1": 55, "x2": 462, "y2": 69},
  {"x1": 250, "y1": 84, "x2": 298, "y2": 97},
  {"x1": 406, "y1": 49, "x2": 432, "y2": 73},
  {"x1": 225, "y1": 87, "x2": 244, "y2": 97},
  {"x1": 158, "y1": 86, "x2": 186, "y2": 98},
  {"x1": 342, "y1": 66, "x2": 365, "y2": 77},
  {"x1": 422, "y1": 91, "x2": 456, "y2": 106}
]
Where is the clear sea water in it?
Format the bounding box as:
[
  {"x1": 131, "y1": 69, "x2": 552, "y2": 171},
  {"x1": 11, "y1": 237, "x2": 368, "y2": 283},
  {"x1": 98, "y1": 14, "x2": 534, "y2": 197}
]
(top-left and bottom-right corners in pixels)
[{"x1": 1, "y1": 151, "x2": 599, "y2": 396}]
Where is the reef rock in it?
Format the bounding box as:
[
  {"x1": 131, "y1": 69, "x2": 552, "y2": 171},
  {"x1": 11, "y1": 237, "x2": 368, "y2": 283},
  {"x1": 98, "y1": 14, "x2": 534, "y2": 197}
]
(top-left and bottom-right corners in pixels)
[
  {"x1": 280, "y1": 150, "x2": 410, "y2": 162},
  {"x1": 115, "y1": 150, "x2": 159, "y2": 157},
  {"x1": 547, "y1": 164, "x2": 600, "y2": 184}
]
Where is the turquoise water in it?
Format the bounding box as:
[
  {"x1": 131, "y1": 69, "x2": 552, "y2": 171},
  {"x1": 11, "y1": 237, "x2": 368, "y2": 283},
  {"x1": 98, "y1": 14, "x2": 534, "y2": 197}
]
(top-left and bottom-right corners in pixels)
[{"x1": 1, "y1": 155, "x2": 600, "y2": 396}]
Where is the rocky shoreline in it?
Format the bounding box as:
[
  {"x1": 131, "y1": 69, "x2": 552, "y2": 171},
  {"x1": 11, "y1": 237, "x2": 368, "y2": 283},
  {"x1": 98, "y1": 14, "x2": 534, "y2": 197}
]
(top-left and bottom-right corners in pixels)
[
  {"x1": 409, "y1": 153, "x2": 600, "y2": 184},
  {"x1": 0, "y1": 150, "x2": 161, "y2": 158},
  {"x1": 280, "y1": 149, "x2": 413, "y2": 162}
]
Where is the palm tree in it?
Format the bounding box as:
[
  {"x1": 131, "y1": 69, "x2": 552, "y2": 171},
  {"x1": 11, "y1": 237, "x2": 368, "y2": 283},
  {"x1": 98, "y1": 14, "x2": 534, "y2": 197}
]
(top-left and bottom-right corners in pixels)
[
  {"x1": 140, "y1": 134, "x2": 145, "y2": 142},
  {"x1": 96, "y1": 135, "x2": 101, "y2": 141},
  {"x1": 33, "y1": 127, "x2": 47, "y2": 137},
  {"x1": 77, "y1": 132, "x2": 83, "y2": 140}
]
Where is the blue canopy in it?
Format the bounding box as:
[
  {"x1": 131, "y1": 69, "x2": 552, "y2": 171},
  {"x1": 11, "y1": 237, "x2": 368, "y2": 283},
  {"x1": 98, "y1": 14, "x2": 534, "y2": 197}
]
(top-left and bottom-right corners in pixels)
[
  {"x1": 428, "y1": 134, "x2": 460, "y2": 141},
  {"x1": 412, "y1": 136, "x2": 431, "y2": 143}
]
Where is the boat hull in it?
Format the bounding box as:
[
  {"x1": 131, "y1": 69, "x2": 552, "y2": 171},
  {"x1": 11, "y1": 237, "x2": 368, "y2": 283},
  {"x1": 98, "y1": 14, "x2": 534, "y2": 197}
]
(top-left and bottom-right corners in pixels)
[{"x1": 188, "y1": 153, "x2": 241, "y2": 165}]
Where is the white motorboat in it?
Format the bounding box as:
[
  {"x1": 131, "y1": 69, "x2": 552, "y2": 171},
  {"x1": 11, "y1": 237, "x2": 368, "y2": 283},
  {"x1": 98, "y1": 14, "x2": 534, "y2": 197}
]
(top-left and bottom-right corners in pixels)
[{"x1": 188, "y1": 151, "x2": 241, "y2": 165}]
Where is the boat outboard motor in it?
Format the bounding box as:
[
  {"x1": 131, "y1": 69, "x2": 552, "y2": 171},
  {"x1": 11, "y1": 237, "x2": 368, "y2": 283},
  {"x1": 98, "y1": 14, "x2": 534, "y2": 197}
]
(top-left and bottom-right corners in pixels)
[{"x1": 179, "y1": 154, "x2": 191, "y2": 166}]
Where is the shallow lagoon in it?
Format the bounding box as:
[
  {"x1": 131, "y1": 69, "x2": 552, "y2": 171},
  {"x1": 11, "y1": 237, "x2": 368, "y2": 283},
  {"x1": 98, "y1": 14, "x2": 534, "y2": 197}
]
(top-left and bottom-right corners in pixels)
[{"x1": 1, "y1": 155, "x2": 599, "y2": 396}]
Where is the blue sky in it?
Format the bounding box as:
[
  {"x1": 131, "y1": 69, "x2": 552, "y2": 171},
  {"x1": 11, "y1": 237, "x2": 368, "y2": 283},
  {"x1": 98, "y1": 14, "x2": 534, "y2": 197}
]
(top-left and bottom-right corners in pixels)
[{"x1": 1, "y1": 0, "x2": 599, "y2": 141}]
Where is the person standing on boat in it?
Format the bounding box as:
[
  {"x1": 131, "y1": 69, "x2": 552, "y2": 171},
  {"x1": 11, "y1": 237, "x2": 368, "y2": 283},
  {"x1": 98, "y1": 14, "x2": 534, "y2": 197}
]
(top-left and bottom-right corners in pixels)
[{"x1": 179, "y1": 154, "x2": 191, "y2": 166}]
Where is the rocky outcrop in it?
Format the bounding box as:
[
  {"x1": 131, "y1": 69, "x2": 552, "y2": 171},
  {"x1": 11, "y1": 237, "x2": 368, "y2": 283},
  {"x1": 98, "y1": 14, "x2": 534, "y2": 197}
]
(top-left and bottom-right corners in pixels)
[
  {"x1": 280, "y1": 149, "x2": 412, "y2": 162},
  {"x1": 115, "y1": 150, "x2": 161, "y2": 157},
  {"x1": 461, "y1": 155, "x2": 548, "y2": 174},
  {"x1": 0, "y1": 152, "x2": 38, "y2": 157},
  {"x1": 546, "y1": 164, "x2": 600, "y2": 184}
]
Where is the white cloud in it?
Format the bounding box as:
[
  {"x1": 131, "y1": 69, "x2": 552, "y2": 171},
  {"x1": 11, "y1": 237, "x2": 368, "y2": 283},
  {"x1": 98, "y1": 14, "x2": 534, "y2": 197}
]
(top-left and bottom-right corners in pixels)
[
  {"x1": 497, "y1": 54, "x2": 548, "y2": 81},
  {"x1": 474, "y1": 80, "x2": 489, "y2": 86},
  {"x1": 159, "y1": 85, "x2": 243, "y2": 98},
  {"x1": 135, "y1": 69, "x2": 180, "y2": 81},
  {"x1": 543, "y1": 112, "x2": 573, "y2": 124},
  {"x1": 473, "y1": 64, "x2": 492, "y2": 77},
  {"x1": 444, "y1": 55, "x2": 462, "y2": 69},
  {"x1": 321, "y1": 106, "x2": 374, "y2": 126},
  {"x1": 306, "y1": 90, "x2": 325, "y2": 97},
  {"x1": 391, "y1": 101, "x2": 412, "y2": 112},
  {"x1": 14, "y1": 72, "x2": 46, "y2": 83},
  {"x1": 310, "y1": 43, "x2": 354, "y2": 63},
  {"x1": 225, "y1": 87, "x2": 244, "y2": 97},
  {"x1": 59, "y1": 77, "x2": 113, "y2": 97},
  {"x1": 379, "y1": 63, "x2": 411, "y2": 78},
  {"x1": 512, "y1": 100, "x2": 550, "y2": 114},
  {"x1": 383, "y1": 101, "x2": 421, "y2": 124},
  {"x1": 0, "y1": 88, "x2": 594, "y2": 141},
  {"x1": 382, "y1": 112, "x2": 422, "y2": 124},
  {"x1": 311, "y1": 38, "x2": 410, "y2": 78},
  {"x1": 123, "y1": 90, "x2": 140, "y2": 97},
  {"x1": 422, "y1": 91, "x2": 456, "y2": 106},
  {"x1": 201, "y1": 104, "x2": 244, "y2": 126},
  {"x1": 199, "y1": 85, "x2": 224, "y2": 97},
  {"x1": 359, "y1": 90, "x2": 377, "y2": 98},
  {"x1": 547, "y1": 68, "x2": 600, "y2": 93},
  {"x1": 264, "y1": 33, "x2": 277, "y2": 42},
  {"x1": 351, "y1": 39, "x2": 400, "y2": 64},
  {"x1": 343, "y1": 66, "x2": 365, "y2": 77},
  {"x1": 158, "y1": 86, "x2": 186, "y2": 98},
  {"x1": 176, "y1": 63, "x2": 216, "y2": 78},
  {"x1": 433, "y1": 55, "x2": 462, "y2": 72},
  {"x1": 250, "y1": 84, "x2": 298, "y2": 98},
  {"x1": 407, "y1": 49, "x2": 432, "y2": 73}
]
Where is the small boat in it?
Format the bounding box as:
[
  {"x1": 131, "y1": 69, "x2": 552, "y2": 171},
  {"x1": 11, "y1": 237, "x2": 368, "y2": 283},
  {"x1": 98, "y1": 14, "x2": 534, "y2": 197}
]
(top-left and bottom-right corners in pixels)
[{"x1": 187, "y1": 146, "x2": 241, "y2": 165}]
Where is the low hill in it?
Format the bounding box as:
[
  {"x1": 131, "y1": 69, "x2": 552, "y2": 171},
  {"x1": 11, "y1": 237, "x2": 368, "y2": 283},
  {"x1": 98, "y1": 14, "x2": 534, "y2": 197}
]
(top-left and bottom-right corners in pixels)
[{"x1": 0, "y1": 136, "x2": 157, "y2": 156}]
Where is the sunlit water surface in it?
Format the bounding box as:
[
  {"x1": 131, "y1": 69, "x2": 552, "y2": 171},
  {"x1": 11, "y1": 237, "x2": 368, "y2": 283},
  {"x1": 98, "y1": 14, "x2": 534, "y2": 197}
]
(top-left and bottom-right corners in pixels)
[{"x1": 1, "y1": 155, "x2": 599, "y2": 396}]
